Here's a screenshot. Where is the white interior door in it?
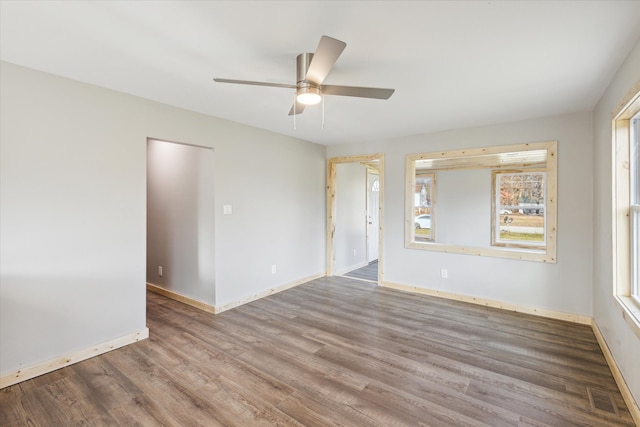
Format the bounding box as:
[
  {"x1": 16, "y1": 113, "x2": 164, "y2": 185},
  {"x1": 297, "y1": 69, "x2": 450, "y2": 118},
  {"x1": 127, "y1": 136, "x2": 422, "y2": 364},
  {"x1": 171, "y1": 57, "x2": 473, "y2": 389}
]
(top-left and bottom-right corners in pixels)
[{"x1": 367, "y1": 171, "x2": 380, "y2": 262}]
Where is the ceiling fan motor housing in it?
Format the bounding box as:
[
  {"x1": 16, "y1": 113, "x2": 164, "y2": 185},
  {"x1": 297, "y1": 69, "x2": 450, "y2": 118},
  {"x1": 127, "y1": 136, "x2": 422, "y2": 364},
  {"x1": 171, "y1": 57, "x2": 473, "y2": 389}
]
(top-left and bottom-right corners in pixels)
[
  {"x1": 296, "y1": 53, "x2": 322, "y2": 105},
  {"x1": 296, "y1": 53, "x2": 316, "y2": 86}
]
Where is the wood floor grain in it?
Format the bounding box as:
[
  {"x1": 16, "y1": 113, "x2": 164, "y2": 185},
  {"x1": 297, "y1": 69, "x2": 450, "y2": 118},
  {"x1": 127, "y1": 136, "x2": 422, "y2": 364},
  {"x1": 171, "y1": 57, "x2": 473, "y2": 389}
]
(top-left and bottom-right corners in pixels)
[
  {"x1": 343, "y1": 260, "x2": 378, "y2": 282},
  {"x1": 1, "y1": 276, "x2": 635, "y2": 426}
]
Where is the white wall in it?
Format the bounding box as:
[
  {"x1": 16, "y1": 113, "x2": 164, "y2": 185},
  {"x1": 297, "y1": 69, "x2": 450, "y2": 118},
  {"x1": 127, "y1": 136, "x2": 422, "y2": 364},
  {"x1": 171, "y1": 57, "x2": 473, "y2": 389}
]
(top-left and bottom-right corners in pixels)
[
  {"x1": 335, "y1": 162, "x2": 367, "y2": 273},
  {"x1": 327, "y1": 112, "x2": 594, "y2": 317},
  {"x1": 147, "y1": 140, "x2": 215, "y2": 305},
  {"x1": 593, "y1": 38, "x2": 640, "y2": 407},
  {"x1": 0, "y1": 61, "x2": 326, "y2": 375}
]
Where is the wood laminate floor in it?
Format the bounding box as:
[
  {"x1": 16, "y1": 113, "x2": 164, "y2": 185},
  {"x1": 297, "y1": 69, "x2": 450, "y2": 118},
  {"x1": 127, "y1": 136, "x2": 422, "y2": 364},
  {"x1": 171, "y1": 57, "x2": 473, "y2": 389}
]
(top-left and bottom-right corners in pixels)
[
  {"x1": 1, "y1": 276, "x2": 635, "y2": 426},
  {"x1": 343, "y1": 260, "x2": 378, "y2": 282}
]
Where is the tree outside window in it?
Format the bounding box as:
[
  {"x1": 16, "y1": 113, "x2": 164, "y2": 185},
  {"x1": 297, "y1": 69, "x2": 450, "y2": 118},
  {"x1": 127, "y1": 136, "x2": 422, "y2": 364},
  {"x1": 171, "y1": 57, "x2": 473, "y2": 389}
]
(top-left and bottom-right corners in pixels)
[{"x1": 494, "y1": 171, "x2": 546, "y2": 247}]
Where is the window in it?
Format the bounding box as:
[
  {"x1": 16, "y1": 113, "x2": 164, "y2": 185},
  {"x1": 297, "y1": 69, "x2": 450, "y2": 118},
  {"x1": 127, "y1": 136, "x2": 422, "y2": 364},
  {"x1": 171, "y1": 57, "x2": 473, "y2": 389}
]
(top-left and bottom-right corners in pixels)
[
  {"x1": 612, "y1": 85, "x2": 640, "y2": 333},
  {"x1": 630, "y1": 113, "x2": 639, "y2": 304},
  {"x1": 493, "y1": 171, "x2": 546, "y2": 248},
  {"x1": 413, "y1": 174, "x2": 435, "y2": 241},
  {"x1": 405, "y1": 141, "x2": 557, "y2": 263}
]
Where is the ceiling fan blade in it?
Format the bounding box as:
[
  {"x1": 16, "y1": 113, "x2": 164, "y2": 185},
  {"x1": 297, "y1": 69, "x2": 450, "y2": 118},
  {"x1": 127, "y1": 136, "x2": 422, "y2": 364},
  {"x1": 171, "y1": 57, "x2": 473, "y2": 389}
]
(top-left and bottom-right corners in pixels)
[
  {"x1": 304, "y1": 36, "x2": 347, "y2": 85},
  {"x1": 214, "y1": 78, "x2": 296, "y2": 89},
  {"x1": 288, "y1": 101, "x2": 306, "y2": 116},
  {"x1": 321, "y1": 84, "x2": 395, "y2": 99}
]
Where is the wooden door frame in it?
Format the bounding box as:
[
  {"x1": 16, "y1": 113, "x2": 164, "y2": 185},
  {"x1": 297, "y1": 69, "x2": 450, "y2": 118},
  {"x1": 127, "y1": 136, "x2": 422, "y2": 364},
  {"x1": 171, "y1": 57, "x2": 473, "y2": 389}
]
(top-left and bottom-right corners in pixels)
[{"x1": 326, "y1": 154, "x2": 384, "y2": 283}]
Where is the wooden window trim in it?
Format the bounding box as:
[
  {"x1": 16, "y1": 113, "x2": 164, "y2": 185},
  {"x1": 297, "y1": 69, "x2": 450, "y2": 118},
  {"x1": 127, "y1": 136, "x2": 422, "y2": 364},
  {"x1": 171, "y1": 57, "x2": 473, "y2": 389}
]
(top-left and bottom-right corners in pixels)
[
  {"x1": 405, "y1": 141, "x2": 557, "y2": 263},
  {"x1": 612, "y1": 82, "x2": 640, "y2": 338}
]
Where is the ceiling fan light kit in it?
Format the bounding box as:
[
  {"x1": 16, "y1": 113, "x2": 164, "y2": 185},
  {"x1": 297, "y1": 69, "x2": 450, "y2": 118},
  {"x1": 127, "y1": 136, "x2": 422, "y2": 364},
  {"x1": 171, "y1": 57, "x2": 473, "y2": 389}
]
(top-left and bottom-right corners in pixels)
[
  {"x1": 296, "y1": 86, "x2": 322, "y2": 105},
  {"x1": 214, "y1": 35, "x2": 395, "y2": 122}
]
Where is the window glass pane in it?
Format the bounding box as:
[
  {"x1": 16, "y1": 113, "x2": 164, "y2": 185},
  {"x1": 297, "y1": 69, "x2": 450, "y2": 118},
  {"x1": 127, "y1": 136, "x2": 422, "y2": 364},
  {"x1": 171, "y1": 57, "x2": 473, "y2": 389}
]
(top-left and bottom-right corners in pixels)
[
  {"x1": 631, "y1": 116, "x2": 639, "y2": 205},
  {"x1": 496, "y1": 172, "x2": 545, "y2": 245},
  {"x1": 632, "y1": 114, "x2": 640, "y2": 301},
  {"x1": 632, "y1": 206, "x2": 639, "y2": 303},
  {"x1": 414, "y1": 174, "x2": 434, "y2": 241}
]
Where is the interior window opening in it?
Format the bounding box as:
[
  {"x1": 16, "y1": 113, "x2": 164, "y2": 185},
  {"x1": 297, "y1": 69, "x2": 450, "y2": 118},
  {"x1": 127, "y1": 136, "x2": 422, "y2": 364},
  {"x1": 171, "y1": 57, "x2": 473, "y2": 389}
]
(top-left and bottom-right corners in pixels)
[{"x1": 405, "y1": 141, "x2": 557, "y2": 263}]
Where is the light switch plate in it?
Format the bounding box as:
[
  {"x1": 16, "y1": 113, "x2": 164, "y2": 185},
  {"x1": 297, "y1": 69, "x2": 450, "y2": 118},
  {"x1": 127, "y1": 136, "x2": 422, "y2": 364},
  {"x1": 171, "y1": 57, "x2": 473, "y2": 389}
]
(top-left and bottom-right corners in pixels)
[{"x1": 223, "y1": 205, "x2": 232, "y2": 215}]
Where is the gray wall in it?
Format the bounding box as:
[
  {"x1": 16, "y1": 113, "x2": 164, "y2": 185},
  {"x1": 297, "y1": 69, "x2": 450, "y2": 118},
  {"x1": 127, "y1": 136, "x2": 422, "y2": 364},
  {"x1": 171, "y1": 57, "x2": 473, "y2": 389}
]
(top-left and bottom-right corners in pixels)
[
  {"x1": 147, "y1": 139, "x2": 216, "y2": 305},
  {"x1": 327, "y1": 112, "x2": 594, "y2": 317},
  {"x1": 0, "y1": 61, "x2": 326, "y2": 374},
  {"x1": 593, "y1": 38, "x2": 640, "y2": 406},
  {"x1": 335, "y1": 162, "x2": 367, "y2": 273},
  {"x1": 437, "y1": 168, "x2": 492, "y2": 247}
]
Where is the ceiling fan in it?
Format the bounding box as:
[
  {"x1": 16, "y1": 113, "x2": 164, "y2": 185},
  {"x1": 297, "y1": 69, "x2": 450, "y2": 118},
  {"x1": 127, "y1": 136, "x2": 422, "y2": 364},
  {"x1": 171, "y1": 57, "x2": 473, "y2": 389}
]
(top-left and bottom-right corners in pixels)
[{"x1": 214, "y1": 35, "x2": 395, "y2": 116}]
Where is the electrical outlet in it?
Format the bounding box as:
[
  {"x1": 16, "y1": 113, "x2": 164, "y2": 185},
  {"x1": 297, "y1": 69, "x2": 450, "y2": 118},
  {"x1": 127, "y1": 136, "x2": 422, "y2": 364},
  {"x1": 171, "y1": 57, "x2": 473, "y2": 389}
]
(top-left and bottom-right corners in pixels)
[
  {"x1": 440, "y1": 269, "x2": 448, "y2": 279},
  {"x1": 353, "y1": 249, "x2": 357, "y2": 256},
  {"x1": 158, "y1": 266, "x2": 163, "y2": 277},
  {"x1": 271, "y1": 265, "x2": 277, "y2": 274}
]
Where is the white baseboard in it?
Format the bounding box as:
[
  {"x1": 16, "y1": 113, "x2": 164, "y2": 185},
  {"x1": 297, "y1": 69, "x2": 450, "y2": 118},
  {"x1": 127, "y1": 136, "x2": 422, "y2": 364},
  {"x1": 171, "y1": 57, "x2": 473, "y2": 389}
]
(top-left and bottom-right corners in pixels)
[
  {"x1": 0, "y1": 328, "x2": 149, "y2": 389},
  {"x1": 380, "y1": 281, "x2": 592, "y2": 325},
  {"x1": 215, "y1": 273, "x2": 323, "y2": 314},
  {"x1": 591, "y1": 322, "x2": 640, "y2": 425},
  {"x1": 146, "y1": 283, "x2": 215, "y2": 313},
  {"x1": 148, "y1": 275, "x2": 323, "y2": 315}
]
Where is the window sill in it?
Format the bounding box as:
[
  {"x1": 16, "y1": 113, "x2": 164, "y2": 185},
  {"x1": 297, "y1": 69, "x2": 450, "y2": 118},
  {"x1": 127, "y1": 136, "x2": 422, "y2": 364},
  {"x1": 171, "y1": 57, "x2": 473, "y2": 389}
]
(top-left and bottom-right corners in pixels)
[
  {"x1": 615, "y1": 295, "x2": 640, "y2": 340},
  {"x1": 406, "y1": 240, "x2": 555, "y2": 263}
]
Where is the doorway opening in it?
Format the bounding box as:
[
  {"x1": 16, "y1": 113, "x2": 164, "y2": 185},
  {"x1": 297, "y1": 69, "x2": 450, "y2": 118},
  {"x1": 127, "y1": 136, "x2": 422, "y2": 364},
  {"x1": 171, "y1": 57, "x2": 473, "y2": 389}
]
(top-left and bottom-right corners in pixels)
[
  {"x1": 146, "y1": 138, "x2": 216, "y2": 309},
  {"x1": 326, "y1": 154, "x2": 384, "y2": 284},
  {"x1": 367, "y1": 167, "x2": 380, "y2": 262}
]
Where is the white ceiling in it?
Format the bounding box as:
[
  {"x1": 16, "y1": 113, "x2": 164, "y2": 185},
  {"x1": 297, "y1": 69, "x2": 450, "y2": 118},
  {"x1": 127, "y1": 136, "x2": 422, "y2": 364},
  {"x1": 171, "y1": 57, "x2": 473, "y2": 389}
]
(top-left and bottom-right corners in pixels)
[{"x1": 2, "y1": 1, "x2": 640, "y2": 146}]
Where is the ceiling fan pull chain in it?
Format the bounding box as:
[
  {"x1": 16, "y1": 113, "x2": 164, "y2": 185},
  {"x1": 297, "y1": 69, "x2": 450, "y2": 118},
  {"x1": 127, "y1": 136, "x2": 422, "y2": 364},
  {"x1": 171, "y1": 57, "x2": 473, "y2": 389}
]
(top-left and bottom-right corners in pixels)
[{"x1": 322, "y1": 95, "x2": 325, "y2": 130}]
